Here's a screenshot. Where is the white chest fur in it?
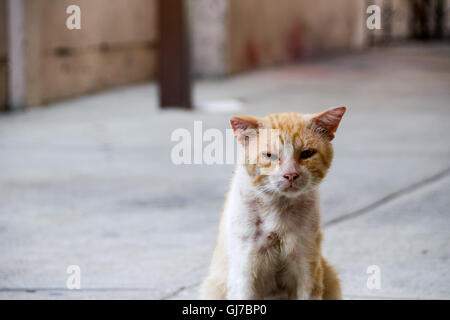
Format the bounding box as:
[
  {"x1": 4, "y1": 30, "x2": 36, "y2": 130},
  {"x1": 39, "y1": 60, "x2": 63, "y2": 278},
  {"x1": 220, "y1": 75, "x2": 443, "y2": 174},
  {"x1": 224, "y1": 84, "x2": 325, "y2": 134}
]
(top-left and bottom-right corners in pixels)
[{"x1": 224, "y1": 167, "x2": 320, "y2": 299}]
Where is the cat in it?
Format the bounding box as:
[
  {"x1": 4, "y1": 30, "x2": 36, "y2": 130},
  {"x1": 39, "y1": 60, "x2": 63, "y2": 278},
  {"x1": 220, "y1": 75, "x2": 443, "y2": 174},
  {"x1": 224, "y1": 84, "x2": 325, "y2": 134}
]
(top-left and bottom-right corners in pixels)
[{"x1": 200, "y1": 107, "x2": 346, "y2": 300}]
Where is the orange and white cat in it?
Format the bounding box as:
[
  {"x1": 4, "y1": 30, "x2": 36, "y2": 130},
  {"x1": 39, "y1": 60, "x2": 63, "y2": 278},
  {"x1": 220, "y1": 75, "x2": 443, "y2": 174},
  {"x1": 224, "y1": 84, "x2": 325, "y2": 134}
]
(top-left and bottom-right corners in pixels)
[{"x1": 200, "y1": 107, "x2": 346, "y2": 300}]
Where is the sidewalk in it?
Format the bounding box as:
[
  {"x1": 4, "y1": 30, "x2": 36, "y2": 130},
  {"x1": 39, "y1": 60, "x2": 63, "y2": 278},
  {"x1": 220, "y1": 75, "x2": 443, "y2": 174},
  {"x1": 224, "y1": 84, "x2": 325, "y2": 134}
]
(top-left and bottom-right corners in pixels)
[{"x1": 0, "y1": 43, "x2": 449, "y2": 299}]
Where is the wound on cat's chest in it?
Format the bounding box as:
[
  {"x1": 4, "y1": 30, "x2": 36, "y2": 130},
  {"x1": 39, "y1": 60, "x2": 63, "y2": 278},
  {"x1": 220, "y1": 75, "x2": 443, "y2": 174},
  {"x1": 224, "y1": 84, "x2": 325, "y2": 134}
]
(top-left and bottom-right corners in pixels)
[{"x1": 257, "y1": 231, "x2": 279, "y2": 254}]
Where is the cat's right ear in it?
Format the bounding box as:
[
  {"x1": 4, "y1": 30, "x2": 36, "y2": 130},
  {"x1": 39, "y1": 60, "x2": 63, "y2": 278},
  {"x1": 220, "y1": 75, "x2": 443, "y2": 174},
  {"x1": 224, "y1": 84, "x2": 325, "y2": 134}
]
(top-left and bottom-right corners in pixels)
[
  {"x1": 310, "y1": 106, "x2": 346, "y2": 140},
  {"x1": 230, "y1": 116, "x2": 260, "y2": 144}
]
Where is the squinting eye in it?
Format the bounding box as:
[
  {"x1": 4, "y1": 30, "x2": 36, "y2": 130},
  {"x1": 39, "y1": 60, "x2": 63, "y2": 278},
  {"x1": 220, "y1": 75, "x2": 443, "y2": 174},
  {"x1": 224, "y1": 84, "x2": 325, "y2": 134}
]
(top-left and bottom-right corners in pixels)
[
  {"x1": 262, "y1": 152, "x2": 278, "y2": 160},
  {"x1": 300, "y1": 149, "x2": 317, "y2": 159}
]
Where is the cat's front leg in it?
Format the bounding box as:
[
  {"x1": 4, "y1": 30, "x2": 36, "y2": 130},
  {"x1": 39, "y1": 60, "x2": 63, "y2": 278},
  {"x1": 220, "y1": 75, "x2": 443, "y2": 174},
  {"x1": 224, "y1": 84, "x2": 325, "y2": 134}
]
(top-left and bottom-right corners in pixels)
[
  {"x1": 227, "y1": 243, "x2": 259, "y2": 299},
  {"x1": 227, "y1": 269, "x2": 256, "y2": 299},
  {"x1": 294, "y1": 263, "x2": 313, "y2": 300},
  {"x1": 296, "y1": 285, "x2": 310, "y2": 300}
]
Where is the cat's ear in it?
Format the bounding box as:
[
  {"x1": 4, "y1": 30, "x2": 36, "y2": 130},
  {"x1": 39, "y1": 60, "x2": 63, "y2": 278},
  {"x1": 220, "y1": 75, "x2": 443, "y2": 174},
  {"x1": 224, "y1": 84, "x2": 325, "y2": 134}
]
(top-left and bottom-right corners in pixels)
[
  {"x1": 311, "y1": 106, "x2": 346, "y2": 140},
  {"x1": 230, "y1": 116, "x2": 260, "y2": 143}
]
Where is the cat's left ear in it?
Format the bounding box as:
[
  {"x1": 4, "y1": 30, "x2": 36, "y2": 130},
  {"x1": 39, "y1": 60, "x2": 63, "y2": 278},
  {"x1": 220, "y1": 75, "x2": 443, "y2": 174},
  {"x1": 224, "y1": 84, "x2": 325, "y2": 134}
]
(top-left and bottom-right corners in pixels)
[
  {"x1": 310, "y1": 106, "x2": 346, "y2": 140},
  {"x1": 230, "y1": 116, "x2": 260, "y2": 144}
]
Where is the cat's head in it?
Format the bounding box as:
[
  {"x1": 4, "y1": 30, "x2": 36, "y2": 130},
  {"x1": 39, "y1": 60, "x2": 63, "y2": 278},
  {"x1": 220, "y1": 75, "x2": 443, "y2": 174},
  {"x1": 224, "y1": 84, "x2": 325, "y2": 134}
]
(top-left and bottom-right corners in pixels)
[{"x1": 230, "y1": 107, "x2": 346, "y2": 198}]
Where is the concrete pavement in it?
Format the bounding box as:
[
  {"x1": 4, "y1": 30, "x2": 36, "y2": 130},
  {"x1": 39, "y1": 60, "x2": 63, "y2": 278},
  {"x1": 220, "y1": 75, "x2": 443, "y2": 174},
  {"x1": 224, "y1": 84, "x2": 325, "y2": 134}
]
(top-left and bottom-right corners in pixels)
[{"x1": 0, "y1": 43, "x2": 449, "y2": 299}]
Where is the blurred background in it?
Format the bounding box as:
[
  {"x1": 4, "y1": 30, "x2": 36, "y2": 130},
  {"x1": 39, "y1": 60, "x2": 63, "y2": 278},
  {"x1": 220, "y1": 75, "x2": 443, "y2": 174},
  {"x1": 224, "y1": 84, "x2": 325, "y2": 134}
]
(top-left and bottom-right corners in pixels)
[{"x1": 0, "y1": 0, "x2": 449, "y2": 299}]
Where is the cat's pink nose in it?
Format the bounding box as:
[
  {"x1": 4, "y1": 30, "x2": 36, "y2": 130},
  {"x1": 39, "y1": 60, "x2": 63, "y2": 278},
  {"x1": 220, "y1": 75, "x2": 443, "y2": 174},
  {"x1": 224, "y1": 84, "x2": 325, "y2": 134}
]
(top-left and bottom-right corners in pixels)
[{"x1": 283, "y1": 173, "x2": 299, "y2": 182}]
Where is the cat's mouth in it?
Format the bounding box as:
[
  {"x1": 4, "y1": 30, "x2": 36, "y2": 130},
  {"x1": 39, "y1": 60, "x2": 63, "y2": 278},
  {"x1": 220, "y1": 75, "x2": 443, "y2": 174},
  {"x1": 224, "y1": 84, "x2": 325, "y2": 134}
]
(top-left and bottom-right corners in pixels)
[{"x1": 284, "y1": 185, "x2": 299, "y2": 192}]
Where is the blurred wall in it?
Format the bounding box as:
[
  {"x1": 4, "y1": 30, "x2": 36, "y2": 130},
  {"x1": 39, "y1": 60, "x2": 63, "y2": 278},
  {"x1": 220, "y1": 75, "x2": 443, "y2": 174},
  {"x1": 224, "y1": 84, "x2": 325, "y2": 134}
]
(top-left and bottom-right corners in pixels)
[
  {"x1": 2, "y1": 0, "x2": 449, "y2": 108},
  {"x1": 228, "y1": 0, "x2": 366, "y2": 74},
  {"x1": 9, "y1": 0, "x2": 158, "y2": 107},
  {"x1": 189, "y1": 0, "x2": 366, "y2": 76},
  {"x1": 190, "y1": 0, "x2": 450, "y2": 76},
  {"x1": 39, "y1": 0, "x2": 158, "y2": 105},
  {"x1": 0, "y1": 0, "x2": 6, "y2": 110},
  {"x1": 188, "y1": 0, "x2": 228, "y2": 77},
  {"x1": 447, "y1": 0, "x2": 450, "y2": 35},
  {"x1": 368, "y1": 0, "x2": 450, "y2": 44}
]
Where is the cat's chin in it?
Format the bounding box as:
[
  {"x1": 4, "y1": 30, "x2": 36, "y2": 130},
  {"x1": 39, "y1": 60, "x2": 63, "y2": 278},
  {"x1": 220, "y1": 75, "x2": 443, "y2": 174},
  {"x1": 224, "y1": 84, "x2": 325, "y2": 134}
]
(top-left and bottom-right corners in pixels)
[
  {"x1": 283, "y1": 186, "x2": 300, "y2": 193},
  {"x1": 276, "y1": 183, "x2": 319, "y2": 198},
  {"x1": 278, "y1": 186, "x2": 307, "y2": 198}
]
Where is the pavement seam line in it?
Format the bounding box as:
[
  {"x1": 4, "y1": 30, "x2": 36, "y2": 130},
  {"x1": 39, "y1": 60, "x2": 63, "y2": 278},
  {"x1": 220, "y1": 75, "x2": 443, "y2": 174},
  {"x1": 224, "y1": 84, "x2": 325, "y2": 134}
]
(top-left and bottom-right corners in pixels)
[{"x1": 324, "y1": 167, "x2": 450, "y2": 228}]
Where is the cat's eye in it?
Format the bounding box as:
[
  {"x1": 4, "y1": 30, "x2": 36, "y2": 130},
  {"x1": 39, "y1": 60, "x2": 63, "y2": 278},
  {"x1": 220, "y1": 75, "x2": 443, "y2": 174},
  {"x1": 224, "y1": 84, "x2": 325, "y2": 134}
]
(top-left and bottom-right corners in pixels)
[
  {"x1": 262, "y1": 152, "x2": 277, "y2": 160},
  {"x1": 300, "y1": 149, "x2": 317, "y2": 159}
]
